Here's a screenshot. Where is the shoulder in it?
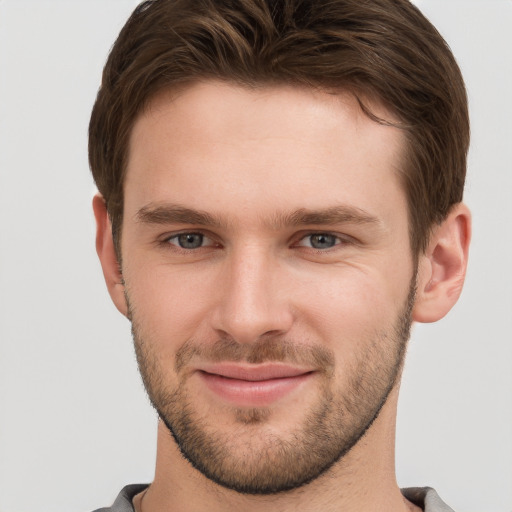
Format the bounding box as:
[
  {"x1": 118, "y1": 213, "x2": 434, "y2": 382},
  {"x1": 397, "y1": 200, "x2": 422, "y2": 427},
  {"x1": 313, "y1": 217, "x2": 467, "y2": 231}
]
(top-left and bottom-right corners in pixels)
[
  {"x1": 402, "y1": 487, "x2": 455, "y2": 512},
  {"x1": 92, "y1": 484, "x2": 149, "y2": 512}
]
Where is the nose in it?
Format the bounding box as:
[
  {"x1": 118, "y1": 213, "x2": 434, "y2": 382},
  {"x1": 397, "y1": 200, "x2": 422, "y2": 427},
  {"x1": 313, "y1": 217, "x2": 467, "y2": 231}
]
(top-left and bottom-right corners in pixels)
[{"x1": 211, "y1": 245, "x2": 294, "y2": 344}]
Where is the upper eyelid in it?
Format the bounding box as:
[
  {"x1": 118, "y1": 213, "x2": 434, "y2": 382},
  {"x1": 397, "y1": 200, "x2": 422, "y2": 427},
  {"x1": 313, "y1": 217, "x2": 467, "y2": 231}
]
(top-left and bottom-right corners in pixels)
[
  {"x1": 294, "y1": 230, "x2": 354, "y2": 244},
  {"x1": 158, "y1": 229, "x2": 355, "y2": 247},
  {"x1": 294, "y1": 233, "x2": 343, "y2": 248},
  {"x1": 161, "y1": 229, "x2": 216, "y2": 241},
  {"x1": 161, "y1": 232, "x2": 219, "y2": 252}
]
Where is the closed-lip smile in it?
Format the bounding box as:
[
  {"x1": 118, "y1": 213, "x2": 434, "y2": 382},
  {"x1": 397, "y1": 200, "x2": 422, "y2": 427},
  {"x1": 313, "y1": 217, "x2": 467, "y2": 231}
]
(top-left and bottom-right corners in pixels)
[{"x1": 195, "y1": 362, "x2": 315, "y2": 407}]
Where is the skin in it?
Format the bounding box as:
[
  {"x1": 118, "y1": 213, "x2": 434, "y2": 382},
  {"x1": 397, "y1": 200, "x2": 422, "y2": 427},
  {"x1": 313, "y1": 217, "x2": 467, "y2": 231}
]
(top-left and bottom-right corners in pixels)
[{"x1": 94, "y1": 81, "x2": 471, "y2": 512}]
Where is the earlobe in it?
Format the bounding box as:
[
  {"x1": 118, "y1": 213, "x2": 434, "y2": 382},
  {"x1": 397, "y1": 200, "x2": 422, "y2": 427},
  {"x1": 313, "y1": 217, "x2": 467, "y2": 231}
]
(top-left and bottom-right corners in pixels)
[
  {"x1": 413, "y1": 203, "x2": 471, "y2": 323},
  {"x1": 92, "y1": 194, "x2": 129, "y2": 317}
]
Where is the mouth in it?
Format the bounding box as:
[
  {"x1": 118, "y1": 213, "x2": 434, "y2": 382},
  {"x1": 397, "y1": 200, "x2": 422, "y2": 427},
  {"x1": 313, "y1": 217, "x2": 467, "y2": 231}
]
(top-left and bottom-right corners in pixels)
[{"x1": 195, "y1": 363, "x2": 315, "y2": 407}]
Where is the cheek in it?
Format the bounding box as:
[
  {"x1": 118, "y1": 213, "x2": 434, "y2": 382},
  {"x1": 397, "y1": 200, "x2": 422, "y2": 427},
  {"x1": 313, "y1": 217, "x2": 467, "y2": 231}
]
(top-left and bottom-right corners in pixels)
[
  {"x1": 123, "y1": 240, "x2": 415, "y2": 361},
  {"x1": 124, "y1": 261, "x2": 220, "y2": 343},
  {"x1": 289, "y1": 264, "x2": 413, "y2": 349}
]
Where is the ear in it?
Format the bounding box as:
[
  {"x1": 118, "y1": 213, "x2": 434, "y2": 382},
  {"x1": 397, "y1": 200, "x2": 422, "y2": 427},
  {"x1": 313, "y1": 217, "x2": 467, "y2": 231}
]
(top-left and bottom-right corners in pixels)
[
  {"x1": 413, "y1": 203, "x2": 471, "y2": 323},
  {"x1": 92, "y1": 193, "x2": 129, "y2": 317}
]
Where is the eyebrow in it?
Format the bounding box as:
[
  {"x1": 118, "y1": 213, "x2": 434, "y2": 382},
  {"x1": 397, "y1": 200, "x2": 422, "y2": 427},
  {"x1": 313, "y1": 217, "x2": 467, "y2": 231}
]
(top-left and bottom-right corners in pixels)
[
  {"x1": 136, "y1": 204, "x2": 228, "y2": 229},
  {"x1": 275, "y1": 206, "x2": 379, "y2": 228},
  {"x1": 135, "y1": 203, "x2": 380, "y2": 229}
]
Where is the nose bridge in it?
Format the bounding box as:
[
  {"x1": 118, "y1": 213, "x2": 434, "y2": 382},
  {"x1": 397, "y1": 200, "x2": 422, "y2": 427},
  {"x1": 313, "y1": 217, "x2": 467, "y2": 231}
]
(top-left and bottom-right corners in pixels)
[{"x1": 213, "y1": 242, "x2": 293, "y2": 343}]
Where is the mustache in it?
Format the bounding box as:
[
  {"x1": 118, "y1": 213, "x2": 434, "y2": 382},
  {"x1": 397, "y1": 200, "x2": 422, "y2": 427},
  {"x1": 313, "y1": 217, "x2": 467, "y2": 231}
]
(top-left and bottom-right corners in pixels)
[{"x1": 174, "y1": 337, "x2": 335, "y2": 375}]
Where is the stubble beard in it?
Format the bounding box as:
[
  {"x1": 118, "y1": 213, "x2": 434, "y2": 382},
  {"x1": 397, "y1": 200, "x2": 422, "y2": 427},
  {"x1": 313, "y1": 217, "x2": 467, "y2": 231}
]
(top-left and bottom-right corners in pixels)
[{"x1": 128, "y1": 279, "x2": 416, "y2": 495}]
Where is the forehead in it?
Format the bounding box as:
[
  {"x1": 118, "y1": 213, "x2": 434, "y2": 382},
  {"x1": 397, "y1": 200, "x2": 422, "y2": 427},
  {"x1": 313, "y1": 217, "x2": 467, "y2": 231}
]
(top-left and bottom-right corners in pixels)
[{"x1": 124, "y1": 81, "x2": 406, "y2": 226}]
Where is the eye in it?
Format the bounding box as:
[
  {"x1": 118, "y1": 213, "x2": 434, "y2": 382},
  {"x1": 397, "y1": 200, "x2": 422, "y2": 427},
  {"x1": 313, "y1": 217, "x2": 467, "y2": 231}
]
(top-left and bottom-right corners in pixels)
[
  {"x1": 297, "y1": 233, "x2": 341, "y2": 250},
  {"x1": 167, "y1": 232, "x2": 211, "y2": 249}
]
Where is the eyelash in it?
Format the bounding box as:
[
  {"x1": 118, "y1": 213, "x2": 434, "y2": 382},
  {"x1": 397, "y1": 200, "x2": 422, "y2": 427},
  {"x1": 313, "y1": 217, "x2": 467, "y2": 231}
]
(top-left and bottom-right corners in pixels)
[
  {"x1": 295, "y1": 233, "x2": 344, "y2": 250},
  {"x1": 163, "y1": 232, "x2": 217, "y2": 250},
  {"x1": 161, "y1": 231, "x2": 350, "y2": 253}
]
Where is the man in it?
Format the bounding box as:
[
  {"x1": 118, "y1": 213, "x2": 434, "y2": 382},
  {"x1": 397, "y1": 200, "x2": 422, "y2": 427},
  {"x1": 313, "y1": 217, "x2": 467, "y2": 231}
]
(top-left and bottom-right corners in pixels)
[{"x1": 89, "y1": 0, "x2": 471, "y2": 510}]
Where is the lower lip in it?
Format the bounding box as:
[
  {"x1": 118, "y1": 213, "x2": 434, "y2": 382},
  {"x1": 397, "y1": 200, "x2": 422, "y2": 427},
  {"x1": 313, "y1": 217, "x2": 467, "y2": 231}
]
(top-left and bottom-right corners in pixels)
[{"x1": 198, "y1": 371, "x2": 314, "y2": 407}]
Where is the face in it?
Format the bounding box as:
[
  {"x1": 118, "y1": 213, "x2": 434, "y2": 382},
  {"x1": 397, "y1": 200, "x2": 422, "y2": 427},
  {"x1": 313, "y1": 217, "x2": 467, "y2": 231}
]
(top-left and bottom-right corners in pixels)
[{"x1": 120, "y1": 82, "x2": 416, "y2": 494}]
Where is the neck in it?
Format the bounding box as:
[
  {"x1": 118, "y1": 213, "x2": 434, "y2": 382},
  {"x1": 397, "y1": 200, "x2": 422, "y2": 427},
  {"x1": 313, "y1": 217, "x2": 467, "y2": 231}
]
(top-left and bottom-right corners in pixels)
[{"x1": 141, "y1": 386, "x2": 418, "y2": 512}]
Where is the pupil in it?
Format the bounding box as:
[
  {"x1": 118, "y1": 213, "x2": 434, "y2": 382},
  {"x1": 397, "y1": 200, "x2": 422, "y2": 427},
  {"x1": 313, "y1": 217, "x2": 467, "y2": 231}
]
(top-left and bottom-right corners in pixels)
[
  {"x1": 311, "y1": 234, "x2": 336, "y2": 249},
  {"x1": 178, "y1": 233, "x2": 203, "y2": 248}
]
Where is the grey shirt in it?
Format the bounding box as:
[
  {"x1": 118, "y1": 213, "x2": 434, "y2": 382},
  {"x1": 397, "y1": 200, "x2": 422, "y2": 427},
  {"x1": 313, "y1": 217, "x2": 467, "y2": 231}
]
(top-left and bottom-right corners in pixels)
[{"x1": 93, "y1": 484, "x2": 455, "y2": 511}]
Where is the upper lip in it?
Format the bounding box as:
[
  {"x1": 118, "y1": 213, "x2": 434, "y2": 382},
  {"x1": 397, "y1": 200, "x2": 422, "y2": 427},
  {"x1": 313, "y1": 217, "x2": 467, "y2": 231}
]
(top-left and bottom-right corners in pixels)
[{"x1": 196, "y1": 363, "x2": 314, "y2": 381}]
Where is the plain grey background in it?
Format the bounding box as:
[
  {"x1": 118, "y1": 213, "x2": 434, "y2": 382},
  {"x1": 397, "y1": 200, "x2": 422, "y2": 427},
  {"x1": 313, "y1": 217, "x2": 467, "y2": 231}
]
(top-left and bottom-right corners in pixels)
[{"x1": 0, "y1": 1, "x2": 511, "y2": 511}]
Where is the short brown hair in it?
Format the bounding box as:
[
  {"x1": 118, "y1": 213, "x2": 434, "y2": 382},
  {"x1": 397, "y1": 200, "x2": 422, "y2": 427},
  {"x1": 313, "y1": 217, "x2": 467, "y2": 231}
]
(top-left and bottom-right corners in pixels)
[{"x1": 89, "y1": 0, "x2": 469, "y2": 256}]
